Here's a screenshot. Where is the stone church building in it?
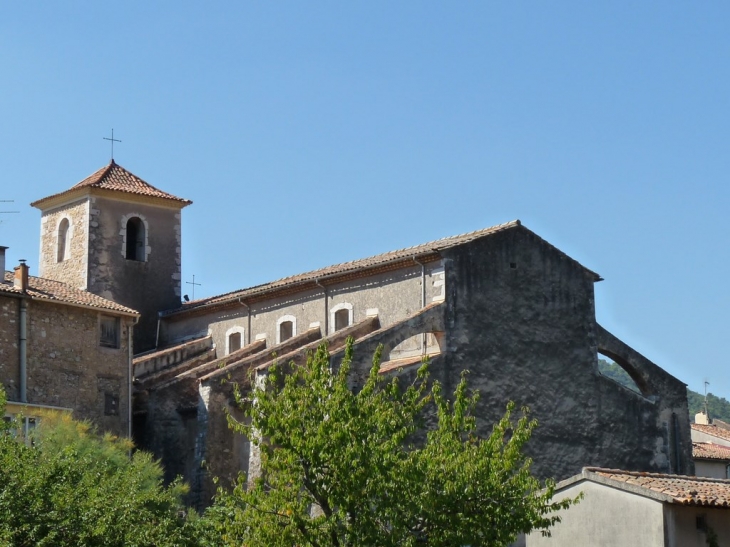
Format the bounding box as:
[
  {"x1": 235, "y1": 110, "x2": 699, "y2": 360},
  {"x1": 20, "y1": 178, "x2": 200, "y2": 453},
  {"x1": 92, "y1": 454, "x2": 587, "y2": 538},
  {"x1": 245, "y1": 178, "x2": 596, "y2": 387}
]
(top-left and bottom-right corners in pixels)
[{"x1": 1, "y1": 160, "x2": 693, "y2": 507}]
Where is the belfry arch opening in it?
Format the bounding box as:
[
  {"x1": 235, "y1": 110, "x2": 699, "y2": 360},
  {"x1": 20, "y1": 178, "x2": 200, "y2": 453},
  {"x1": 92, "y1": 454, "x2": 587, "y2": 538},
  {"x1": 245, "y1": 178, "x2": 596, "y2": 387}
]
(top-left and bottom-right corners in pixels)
[
  {"x1": 56, "y1": 218, "x2": 70, "y2": 262},
  {"x1": 125, "y1": 217, "x2": 146, "y2": 261},
  {"x1": 597, "y1": 350, "x2": 646, "y2": 396}
]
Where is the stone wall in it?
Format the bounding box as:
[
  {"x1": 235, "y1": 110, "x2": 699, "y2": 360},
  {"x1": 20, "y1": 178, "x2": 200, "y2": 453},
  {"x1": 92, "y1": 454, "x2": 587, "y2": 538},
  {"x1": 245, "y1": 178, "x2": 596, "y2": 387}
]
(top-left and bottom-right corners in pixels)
[
  {"x1": 161, "y1": 261, "x2": 445, "y2": 357},
  {"x1": 0, "y1": 295, "x2": 20, "y2": 400},
  {"x1": 0, "y1": 295, "x2": 132, "y2": 436},
  {"x1": 38, "y1": 198, "x2": 89, "y2": 289},
  {"x1": 88, "y1": 195, "x2": 183, "y2": 352}
]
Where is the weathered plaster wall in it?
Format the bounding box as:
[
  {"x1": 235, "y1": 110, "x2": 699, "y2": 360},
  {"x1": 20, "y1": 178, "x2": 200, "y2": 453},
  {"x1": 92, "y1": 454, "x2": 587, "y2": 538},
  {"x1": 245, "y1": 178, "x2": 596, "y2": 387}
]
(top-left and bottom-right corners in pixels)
[
  {"x1": 0, "y1": 297, "x2": 131, "y2": 435},
  {"x1": 38, "y1": 198, "x2": 89, "y2": 289},
  {"x1": 161, "y1": 261, "x2": 444, "y2": 357},
  {"x1": 88, "y1": 196, "x2": 183, "y2": 352},
  {"x1": 691, "y1": 428, "x2": 730, "y2": 447},
  {"x1": 694, "y1": 460, "x2": 727, "y2": 479},
  {"x1": 666, "y1": 504, "x2": 730, "y2": 547},
  {"x1": 0, "y1": 295, "x2": 20, "y2": 400},
  {"x1": 526, "y1": 481, "x2": 665, "y2": 547}
]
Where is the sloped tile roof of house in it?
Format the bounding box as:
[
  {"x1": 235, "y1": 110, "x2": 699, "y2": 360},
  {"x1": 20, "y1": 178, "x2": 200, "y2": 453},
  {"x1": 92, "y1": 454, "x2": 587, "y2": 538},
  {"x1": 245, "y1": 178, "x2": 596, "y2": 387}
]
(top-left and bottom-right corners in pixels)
[
  {"x1": 692, "y1": 423, "x2": 730, "y2": 442},
  {"x1": 164, "y1": 220, "x2": 601, "y2": 318},
  {"x1": 31, "y1": 160, "x2": 191, "y2": 208},
  {"x1": 584, "y1": 467, "x2": 730, "y2": 507},
  {"x1": 1, "y1": 272, "x2": 139, "y2": 316},
  {"x1": 693, "y1": 442, "x2": 730, "y2": 461}
]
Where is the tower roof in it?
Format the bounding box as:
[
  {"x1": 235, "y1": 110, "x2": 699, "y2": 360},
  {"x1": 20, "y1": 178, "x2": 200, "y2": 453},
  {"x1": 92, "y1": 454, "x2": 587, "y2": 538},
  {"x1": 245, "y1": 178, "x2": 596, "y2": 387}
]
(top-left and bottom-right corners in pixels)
[{"x1": 31, "y1": 160, "x2": 192, "y2": 209}]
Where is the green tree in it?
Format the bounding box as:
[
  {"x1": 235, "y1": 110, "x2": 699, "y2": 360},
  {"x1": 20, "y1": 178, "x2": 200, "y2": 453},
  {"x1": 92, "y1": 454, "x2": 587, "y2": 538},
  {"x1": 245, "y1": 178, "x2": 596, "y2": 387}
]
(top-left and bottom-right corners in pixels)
[
  {"x1": 0, "y1": 387, "x2": 210, "y2": 547},
  {"x1": 209, "y1": 341, "x2": 578, "y2": 547}
]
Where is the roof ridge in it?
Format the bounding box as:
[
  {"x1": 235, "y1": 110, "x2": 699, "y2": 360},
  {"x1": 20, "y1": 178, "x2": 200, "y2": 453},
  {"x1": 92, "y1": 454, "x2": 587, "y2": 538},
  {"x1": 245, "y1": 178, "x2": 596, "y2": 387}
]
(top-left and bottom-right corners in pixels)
[
  {"x1": 31, "y1": 161, "x2": 191, "y2": 208},
  {"x1": 585, "y1": 467, "x2": 730, "y2": 483},
  {"x1": 167, "y1": 220, "x2": 526, "y2": 316}
]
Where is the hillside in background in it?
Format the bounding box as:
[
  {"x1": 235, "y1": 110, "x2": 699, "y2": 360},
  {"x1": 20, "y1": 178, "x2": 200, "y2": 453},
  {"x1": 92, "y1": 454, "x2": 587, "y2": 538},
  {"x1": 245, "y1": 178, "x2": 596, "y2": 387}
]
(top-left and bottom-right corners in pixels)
[{"x1": 597, "y1": 359, "x2": 730, "y2": 423}]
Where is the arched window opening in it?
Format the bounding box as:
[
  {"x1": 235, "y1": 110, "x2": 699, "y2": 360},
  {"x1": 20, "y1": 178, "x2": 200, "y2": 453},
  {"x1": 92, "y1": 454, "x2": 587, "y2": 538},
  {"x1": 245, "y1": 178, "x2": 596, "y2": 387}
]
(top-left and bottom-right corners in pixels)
[
  {"x1": 228, "y1": 332, "x2": 242, "y2": 354},
  {"x1": 388, "y1": 331, "x2": 443, "y2": 361},
  {"x1": 125, "y1": 217, "x2": 145, "y2": 261},
  {"x1": 597, "y1": 352, "x2": 642, "y2": 395},
  {"x1": 57, "y1": 218, "x2": 70, "y2": 262},
  {"x1": 334, "y1": 308, "x2": 350, "y2": 331},
  {"x1": 279, "y1": 320, "x2": 293, "y2": 343}
]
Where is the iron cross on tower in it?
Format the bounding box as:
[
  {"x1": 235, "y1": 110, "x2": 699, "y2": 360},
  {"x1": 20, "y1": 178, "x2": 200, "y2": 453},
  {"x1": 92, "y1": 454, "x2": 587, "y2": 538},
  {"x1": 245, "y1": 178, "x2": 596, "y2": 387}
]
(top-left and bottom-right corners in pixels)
[
  {"x1": 103, "y1": 129, "x2": 122, "y2": 160},
  {"x1": 186, "y1": 274, "x2": 202, "y2": 301}
]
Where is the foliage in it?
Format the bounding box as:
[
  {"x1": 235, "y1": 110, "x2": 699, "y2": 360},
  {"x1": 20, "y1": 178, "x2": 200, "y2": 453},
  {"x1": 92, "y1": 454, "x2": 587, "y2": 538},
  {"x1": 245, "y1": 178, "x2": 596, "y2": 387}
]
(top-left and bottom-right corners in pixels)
[
  {"x1": 0, "y1": 387, "x2": 207, "y2": 547},
  {"x1": 686, "y1": 390, "x2": 730, "y2": 424},
  {"x1": 597, "y1": 359, "x2": 641, "y2": 394},
  {"x1": 598, "y1": 358, "x2": 730, "y2": 423},
  {"x1": 208, "y1": 340, "x2": 578, "y2": 547}
]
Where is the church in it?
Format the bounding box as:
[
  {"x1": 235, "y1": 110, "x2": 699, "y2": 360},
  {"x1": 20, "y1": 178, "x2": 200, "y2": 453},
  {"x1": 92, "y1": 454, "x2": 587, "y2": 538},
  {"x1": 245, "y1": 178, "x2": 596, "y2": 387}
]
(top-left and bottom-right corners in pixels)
[{"x1": 1, "y1": 160, "x2": 693, "y2": 507}]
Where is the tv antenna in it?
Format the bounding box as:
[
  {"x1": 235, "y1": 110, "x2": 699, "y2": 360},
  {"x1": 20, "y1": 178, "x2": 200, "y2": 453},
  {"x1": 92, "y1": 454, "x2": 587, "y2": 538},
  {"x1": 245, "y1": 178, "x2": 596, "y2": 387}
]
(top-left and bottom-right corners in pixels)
[
  {"x1": 704, "y1": 380, "x2": 710, "y2": 418},
  {"x1": 0, "y1": 201, "x2": 19, "y2": 224},
  {"x1": 186, "y1": 274, "x2": 202, "y2": 301}
]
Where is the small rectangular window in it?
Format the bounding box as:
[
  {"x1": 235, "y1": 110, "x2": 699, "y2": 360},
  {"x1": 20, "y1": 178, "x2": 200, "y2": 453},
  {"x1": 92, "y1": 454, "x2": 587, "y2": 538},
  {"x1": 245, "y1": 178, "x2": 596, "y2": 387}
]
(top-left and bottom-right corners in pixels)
[
  {"x1": 100, "y1": 316, "x2": 120, "y2": 348},
  {"x1": 279, "y1": 321, "x2": 293, "y2": 342},
  {"x1": 104, "y1": 392, "x2": 119, "y2": 416},
  {"x1": 334, "y1": 308, "x2": 350, "y2": 331},
  {"x1": 228, "y1": 332, "x2": 242, "y2": 353}
]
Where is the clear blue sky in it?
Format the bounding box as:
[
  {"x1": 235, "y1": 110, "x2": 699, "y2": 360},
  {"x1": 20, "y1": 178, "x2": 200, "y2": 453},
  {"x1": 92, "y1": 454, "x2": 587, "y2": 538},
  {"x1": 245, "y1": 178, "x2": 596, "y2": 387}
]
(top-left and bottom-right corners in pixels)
[{"x1": 1, "y1": 3, "x2": 728, "y2": 398}]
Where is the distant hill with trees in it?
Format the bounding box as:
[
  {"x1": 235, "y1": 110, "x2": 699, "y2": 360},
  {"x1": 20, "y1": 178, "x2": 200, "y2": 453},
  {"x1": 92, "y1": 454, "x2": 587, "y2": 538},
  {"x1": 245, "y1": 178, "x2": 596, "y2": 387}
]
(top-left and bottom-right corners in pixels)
[{"x1": 597, "y1": 359, "x2": 730, "y2": 423}]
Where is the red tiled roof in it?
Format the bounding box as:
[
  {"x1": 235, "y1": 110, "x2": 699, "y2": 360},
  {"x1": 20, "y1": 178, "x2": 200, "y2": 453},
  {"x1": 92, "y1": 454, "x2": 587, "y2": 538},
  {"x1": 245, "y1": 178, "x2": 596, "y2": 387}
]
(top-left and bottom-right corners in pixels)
[
  {"x1": 31, "y1": 161, "x2": 191, "y2": 208},
  {"x1": 164, "y1": 220, "x2": 601, "y2": 318},
  {"x1": 585, "y1": 467, "x2": 730, "y2": 507},
  {"x1": 693, "y1": 442, "x2": 730, "y2": 461},
  {"x1": 692, "y1": 423, "x2": 730, "y2": 442},
  {"x1": 1, "y1": 272, "x2": 138, "y2": 316}
]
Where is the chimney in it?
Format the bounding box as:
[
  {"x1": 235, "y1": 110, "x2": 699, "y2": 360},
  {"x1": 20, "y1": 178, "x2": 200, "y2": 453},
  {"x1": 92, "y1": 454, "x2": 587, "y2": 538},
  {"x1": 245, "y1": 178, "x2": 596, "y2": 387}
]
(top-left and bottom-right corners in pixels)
[
  {"x1": 695, "y1": 411, "x2": 710, "y2": 425},
  {"x1": 0, "y1": 246, "x2": 6, "y2": 280},
  {"x1": 14, "y1": 260, "x2": 28, "y2": 292}
]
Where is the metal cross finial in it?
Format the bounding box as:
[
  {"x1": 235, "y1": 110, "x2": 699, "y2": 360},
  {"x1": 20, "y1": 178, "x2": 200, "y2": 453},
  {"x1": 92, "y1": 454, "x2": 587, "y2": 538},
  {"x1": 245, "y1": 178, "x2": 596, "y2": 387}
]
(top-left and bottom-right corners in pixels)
[
  {"x1": 186, "y1": 274, "x2": 202, "y2": 300},
  {"x1": 103, "y1": 129, "x2": 122, "y2": 160}
]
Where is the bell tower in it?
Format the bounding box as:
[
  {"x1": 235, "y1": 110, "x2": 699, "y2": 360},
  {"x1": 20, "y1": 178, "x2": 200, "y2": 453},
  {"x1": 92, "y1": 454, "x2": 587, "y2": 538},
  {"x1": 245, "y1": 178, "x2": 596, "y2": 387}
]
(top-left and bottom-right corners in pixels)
[{"x1": 31, "y1": 161, "x2": 192, "y2": 352}]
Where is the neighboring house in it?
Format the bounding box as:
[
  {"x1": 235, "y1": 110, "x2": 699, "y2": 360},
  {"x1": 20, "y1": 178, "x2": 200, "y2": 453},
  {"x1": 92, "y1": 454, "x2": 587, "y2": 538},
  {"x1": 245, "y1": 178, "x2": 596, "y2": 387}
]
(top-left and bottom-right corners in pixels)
[
  {"x1": 0, "y1": 248, "x2": 139, "y2": 436},
  {"x1": 692, "y1": 422, "x2": 730, "y2": 448},
  {"x1": 693, "y1": 442, "x2": 730, "y2": 479},
  {"x1": 526, "y1": 468, "x2": 730, "y2": 547}
]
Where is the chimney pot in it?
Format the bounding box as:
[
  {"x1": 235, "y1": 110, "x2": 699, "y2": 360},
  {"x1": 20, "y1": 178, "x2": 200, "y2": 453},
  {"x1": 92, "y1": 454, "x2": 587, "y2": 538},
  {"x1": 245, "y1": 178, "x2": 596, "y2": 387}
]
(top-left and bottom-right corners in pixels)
[
  {"x1": 0, "y1": 246, "x2": 6, "y2": 281},
  {"x1": 14, "y1": 260, "x2": 29, "y2": 292}
]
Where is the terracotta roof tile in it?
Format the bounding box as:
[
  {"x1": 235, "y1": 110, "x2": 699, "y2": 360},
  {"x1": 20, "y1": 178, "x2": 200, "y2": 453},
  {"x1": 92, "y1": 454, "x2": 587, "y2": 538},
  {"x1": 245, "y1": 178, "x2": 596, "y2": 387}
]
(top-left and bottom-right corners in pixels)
[
  {"x1": 164, "y1": 220, "x2": 600, "y2": 318},
  {"x1": 1, "y1": 272, "x2": 138, "y2": 316},
  {"x1": 692, "y1": 423, "x2": 730, "y2": 442},
  {"x1": 586, "y1": 467, "x2": 730, "y2": 507},
  {"x1": 31, "y1": 161, "x2": 191, "y2": 207},
  {"x1": 693, "y1": 442, "x2": 730, "y2": 461}
]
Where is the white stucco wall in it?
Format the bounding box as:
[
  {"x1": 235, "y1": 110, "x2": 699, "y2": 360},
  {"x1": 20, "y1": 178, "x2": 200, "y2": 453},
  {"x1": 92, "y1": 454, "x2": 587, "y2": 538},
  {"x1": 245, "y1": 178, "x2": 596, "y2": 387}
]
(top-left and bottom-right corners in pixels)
[
  {"x1": 691, "y1": 428, "x2": 730, "y2": 447},
  {"x1": 666, "y1": 505, "x2": 730, "y2": 547},
  {"x1": 526, "y1": 481, "x2": 664, "y2": 547},
  {"x1": 694, "y1": 460, "x2": 728, "y2": 479}
]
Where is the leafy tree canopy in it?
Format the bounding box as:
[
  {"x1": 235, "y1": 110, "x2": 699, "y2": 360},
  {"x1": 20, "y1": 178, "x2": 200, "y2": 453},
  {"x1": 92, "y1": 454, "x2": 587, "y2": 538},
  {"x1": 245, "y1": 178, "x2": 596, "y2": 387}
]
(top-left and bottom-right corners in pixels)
[
  {"x1": 0, "y1": 387, "x2": 209, "y2": 547},
  {"x1": 208, "y1": 341, "x2": 578, "y2": 547}
]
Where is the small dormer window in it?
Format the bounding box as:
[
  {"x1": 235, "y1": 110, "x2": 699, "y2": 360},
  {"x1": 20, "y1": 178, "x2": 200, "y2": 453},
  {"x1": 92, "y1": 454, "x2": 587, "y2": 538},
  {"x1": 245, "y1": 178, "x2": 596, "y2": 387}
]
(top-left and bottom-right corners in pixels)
[
  {"x1": 57, "y1": 218, "x2": 70, "y2": 262},
  {"x1": 125, "y1": 217, "x2": 145, "y2": 261}
]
